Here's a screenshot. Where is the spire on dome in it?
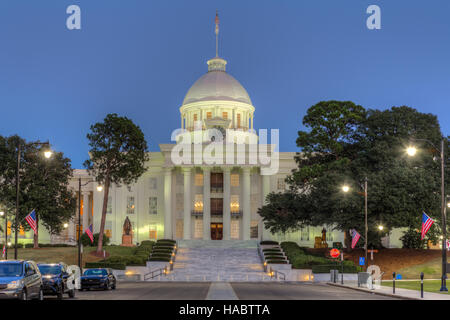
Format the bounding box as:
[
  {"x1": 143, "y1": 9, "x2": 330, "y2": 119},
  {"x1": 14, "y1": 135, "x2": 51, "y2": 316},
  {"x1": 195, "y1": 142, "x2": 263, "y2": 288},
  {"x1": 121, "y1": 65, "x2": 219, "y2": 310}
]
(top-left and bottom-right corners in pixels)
[{"x1": 215, "y1": 10, "x2": 219, "y2": 57}]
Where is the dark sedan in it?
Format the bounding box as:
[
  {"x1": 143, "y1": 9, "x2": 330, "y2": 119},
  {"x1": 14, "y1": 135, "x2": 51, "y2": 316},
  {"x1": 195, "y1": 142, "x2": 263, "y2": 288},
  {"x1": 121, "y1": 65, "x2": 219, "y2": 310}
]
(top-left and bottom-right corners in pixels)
[
  {"x1": 37, "y1": 263, "x2": 75, "y2": 299},
  {"x1": 80, "y1": 268, "x2": 116, "y2": 291}
]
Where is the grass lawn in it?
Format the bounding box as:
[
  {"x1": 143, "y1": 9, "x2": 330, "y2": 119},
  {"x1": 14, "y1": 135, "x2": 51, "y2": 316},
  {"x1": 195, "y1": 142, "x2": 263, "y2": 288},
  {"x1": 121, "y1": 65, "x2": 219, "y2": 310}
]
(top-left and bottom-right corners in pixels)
[
  {"x1": 396, "y1": 257, "x2": 442, "y2": 279},
  {"x1": 382, "y1": 280, "x2": 450, "y2": 295},
  {"x1": 10, "y1": 246, "x2": 136, "y2": 267}
]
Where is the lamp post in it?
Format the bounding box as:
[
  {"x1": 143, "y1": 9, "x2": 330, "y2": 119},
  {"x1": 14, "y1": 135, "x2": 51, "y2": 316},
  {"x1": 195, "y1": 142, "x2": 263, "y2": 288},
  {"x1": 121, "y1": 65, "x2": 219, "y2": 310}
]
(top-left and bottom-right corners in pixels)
[
  {"x1": 77, "y1": 178, "x2": 102, "y2": 269},
  {"x1": 0, "y1": 211, "x2": 6, "y2": 259},
  {"x1": 342, "y1": 176, "x2": 369, "y2": 270},
  {"x1": 406, "y1": 138, "x2": 447, "y2": 291},
  {"x1": 14, "y1": 141, "x2": 52, "y2": 259}
]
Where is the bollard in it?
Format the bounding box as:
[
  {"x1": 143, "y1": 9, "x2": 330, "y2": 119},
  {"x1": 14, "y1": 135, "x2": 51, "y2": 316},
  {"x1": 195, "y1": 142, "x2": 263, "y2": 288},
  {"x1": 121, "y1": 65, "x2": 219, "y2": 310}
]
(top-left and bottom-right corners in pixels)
[
  {"x1": 420, "y1": 272, "x2": 424, "y2": 298},
  {"x1": 392, "y1": 272, "x2": 396, "y2": 294}
]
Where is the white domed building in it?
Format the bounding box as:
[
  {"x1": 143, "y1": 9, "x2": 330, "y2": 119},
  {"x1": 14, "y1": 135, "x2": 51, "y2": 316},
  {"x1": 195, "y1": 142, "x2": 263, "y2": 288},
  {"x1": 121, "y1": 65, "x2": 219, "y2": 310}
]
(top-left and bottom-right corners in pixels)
[{"x1": 45, "y1": 15, "x2": 355, "y2": 250}]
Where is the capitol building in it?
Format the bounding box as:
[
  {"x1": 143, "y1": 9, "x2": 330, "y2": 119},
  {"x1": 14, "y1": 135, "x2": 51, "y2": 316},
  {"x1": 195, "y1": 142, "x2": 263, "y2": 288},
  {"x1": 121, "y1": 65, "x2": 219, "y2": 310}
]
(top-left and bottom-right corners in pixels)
[{"x1": 31, "y1": 16, "x2": 405, "y2": 249}]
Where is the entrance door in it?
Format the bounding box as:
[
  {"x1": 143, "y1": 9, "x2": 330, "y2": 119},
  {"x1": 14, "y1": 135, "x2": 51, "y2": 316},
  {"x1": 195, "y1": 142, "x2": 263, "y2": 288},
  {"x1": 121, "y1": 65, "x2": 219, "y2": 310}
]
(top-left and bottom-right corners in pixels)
[{"x1": 210, "y1": 223, "x2": 223, "y2": 240}]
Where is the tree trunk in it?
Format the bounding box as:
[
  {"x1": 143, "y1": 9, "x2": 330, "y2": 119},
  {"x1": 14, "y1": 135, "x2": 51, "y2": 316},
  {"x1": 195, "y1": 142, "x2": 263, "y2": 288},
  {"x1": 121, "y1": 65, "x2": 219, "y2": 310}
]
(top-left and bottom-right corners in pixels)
[
  {"x1": 96, "y1": 177, "x2": 110, "y2": 254},
  {"x1": 33, "y1": 216, "x2": 39, "y2": 249}
]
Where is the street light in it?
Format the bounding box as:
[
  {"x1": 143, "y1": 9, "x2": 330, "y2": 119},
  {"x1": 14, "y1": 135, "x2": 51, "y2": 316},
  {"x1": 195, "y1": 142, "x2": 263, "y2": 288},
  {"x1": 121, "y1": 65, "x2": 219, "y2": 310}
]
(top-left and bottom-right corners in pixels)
[
  {"x1": 378, "y1": 225, "x2": 384, "y2": 231},
  {"x1": 96, "y1": 185, "x2": 103, "y2": 192},
  {"x1": 14, "y1": 141, "x2": 52, "y2": 259},
  {"x1": 342, "y1": 177, "x2": 369, "y2": 270},
  {"x1": 406, "y1": 137, "x2": 447, "y2": 292},
  {"x1": 63, "y1": 223, "x2": 69, "y2": 229}
]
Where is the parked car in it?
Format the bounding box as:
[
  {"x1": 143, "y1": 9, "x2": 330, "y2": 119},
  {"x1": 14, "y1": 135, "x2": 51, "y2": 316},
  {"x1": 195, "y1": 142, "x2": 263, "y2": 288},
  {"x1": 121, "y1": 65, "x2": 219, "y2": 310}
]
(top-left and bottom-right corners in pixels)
[
  {"x1": 37, "y1": 263, "x2": 75, "y2": 299},
  {"x1": 80, "y1": 268, "x2": 116, "y2": 291},
  {"x1": 0, "y1": 260, "x2": 43, "y2": 300}
]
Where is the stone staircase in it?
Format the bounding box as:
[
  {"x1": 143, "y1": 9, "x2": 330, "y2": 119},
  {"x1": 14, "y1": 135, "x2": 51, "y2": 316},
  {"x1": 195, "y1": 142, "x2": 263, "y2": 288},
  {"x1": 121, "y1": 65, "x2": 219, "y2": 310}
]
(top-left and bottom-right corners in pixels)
[{"x1": 147, "y1": 240, "x2": 272, "y2": 282}]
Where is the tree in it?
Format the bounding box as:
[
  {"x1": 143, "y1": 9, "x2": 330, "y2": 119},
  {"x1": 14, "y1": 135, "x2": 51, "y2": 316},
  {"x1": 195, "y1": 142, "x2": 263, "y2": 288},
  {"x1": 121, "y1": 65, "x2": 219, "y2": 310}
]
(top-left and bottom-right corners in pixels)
[
  {"x1": 0, "y1": 135, "x2": 76, "y2": 248},
  {"x1": 84, "y1": 113, "x2": 148, "y2": 254},
  {"x1": 260, "y1": 102, "x2": 447, "y2": 250}
]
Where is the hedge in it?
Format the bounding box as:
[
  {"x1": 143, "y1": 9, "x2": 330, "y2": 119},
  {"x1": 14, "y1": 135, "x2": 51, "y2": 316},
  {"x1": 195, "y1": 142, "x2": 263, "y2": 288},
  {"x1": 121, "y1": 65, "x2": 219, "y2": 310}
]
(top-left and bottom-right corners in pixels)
[
  {"x1": 148, "y1": 257, "x2": 171, "y2": 262},
  {"x1": 266, "y1": 260, "x2": 288, "y2": 264},
  {"x1": 157, "y1": 239, "x2": 176, "y2": 244},
  {"x1": 312, "y1": 264, "x2": 362, "y2": 274},
  {"x1": 260, "y1": 241, "x2": 279, "y2": 245},
  {"x1": 84, "y1": 262, "x2": 126, "y2": 270}
]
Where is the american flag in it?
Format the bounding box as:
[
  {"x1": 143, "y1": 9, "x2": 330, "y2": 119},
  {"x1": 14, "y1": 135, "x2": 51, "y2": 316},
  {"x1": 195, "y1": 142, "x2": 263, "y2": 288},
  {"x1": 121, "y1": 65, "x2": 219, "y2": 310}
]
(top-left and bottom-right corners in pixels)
[
  {"x1": 351, "y1": 229, "x2": 361, "y2": 249},
  {"x1": 85, "y1": 224, "x2": 94, "y2": 243},
  {"x1": 25, "y1": 209, "x2": 37, "y2": 235},
  {"x1": 421, "y1": 212, "x2": 434, "y2": 240},
  {"x1": 1, "y1": 245, "x2": 5, "y2": 259}
]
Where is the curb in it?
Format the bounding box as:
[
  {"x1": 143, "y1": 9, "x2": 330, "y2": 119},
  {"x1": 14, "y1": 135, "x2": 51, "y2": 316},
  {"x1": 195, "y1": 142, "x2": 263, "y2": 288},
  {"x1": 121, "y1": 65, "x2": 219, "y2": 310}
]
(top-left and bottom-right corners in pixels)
[{"x1": 327, "y1": 282, "x2": 420, "y2": 300}]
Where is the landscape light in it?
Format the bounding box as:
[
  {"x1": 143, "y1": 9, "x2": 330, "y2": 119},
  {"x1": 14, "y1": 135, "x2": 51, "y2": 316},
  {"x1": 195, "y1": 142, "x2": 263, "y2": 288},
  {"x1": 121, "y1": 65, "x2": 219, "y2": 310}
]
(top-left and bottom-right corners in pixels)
[
  {"x1": 96, "y1": 185, "x2": 103, "y2": 192},
  {"x1": 7, "y1": 242, "x2": 11, "y2": 247},
  {"x1": 0, "y1": 211, "x2": 4, "y2": 216},
  {"x1": 406, "y1": 146, "x2": 417, "y2": 157},
  {"x1": 378, "y1": 225, "x2": 384, "y2": 231},
  {"x1": 342, "y1": 185, "x2": 350, "y2": 193},
  {"x1": 63, "y1": 223, "x2": 69, "y2": 229}
]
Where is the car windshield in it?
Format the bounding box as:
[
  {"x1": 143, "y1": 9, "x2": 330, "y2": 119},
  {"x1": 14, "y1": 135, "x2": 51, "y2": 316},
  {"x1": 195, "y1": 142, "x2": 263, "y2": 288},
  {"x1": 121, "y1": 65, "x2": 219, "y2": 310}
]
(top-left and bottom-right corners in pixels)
[
  {"x1": 83, "y1": 269, "x2": 107, "y2": 276},
  {"x1": 38, "y1": 265, "x2": 62, "y2": 275},
  {"x1": 0, "y1": 263, "x2": 23, "y2": 277}
]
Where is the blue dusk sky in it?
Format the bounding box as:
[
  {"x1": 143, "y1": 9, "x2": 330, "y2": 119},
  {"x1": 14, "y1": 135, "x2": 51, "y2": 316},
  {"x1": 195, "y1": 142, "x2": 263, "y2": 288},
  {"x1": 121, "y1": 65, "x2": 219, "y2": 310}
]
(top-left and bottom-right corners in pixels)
[{"x1": 0, "y1": 0, "x2": 449, "y2": 168}]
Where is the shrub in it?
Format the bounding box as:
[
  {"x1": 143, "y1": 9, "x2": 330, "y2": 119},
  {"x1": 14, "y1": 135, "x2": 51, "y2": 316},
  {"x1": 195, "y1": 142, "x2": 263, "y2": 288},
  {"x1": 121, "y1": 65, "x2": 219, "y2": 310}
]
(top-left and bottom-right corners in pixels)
[
  {"x1": 81, "y1": 233, "x2": 110, "y2": 247},
  {"x1": 400, "y1": 228, "x2": 425, "y2": 249},
  {"x1": 260, "y1": 241, "x2": 279, "y2": 245},
  {"x1": 157, "y1": 239, "x2": 176, "y2": 244},
  {"x1": 266, "y1": 260, "x2": 288, "y2": 264},
  {"x1": 84, "y1": 262, "x2": 126, "y2": 270},
  {"x1": 312, "y1": 263, "x2": 362, "y2": 274},
  {"x1": 140, "y1": 240, "x2": 155, "y2": 246},
  {"x1": 332, "y1": 242, "x2": 343, "y2": 249},
  {"x1": 148, "y1": 257, "x2": 171, "y2": 262}
]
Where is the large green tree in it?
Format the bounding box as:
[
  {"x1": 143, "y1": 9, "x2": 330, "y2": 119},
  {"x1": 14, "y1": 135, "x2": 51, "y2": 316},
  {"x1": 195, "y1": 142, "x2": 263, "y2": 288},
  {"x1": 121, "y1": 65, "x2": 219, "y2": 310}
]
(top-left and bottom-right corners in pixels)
[
  {"x1": 84, "y1": 113, "x2": 148, "y2": 254},
  {"x1": 0, "y1": 135, "x2": 76, "y2": 248},
  {"x1": 259, "y1": 102, "x2": 448, "y2": 249}
]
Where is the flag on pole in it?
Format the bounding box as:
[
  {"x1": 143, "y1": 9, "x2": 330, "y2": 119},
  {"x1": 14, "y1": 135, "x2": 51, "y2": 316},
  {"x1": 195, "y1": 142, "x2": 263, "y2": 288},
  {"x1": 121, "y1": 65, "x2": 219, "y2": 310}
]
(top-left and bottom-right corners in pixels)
[
  {"x1": 1, "y1": 245, "x2": 5, "y2": 259},
  {"x1": 421, "y1": 212, "x2": 434, "y2": 240},
  {"x1": 351, "y1": 229, "x2": 361, "y2": 249},
  {"x1": 446, "y1": 239, "x2": 450, "y2": 251},
  {"x1": 85, "y1": 224, "x2": 94, "y2": 243},
  {"x1": 25, "y1": 209, "x2": 37, "y2": 235}
]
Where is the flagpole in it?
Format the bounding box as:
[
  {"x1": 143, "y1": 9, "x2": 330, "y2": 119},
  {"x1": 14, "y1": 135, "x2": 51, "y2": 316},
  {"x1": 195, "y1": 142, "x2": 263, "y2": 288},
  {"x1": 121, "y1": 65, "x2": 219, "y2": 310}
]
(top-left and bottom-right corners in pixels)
[
  {"x1": 364, "y1": 177, "x2": 368, "y2": 271},
  {"x1": 440, "y1": 138, "x2": 447, "y2": 292}
]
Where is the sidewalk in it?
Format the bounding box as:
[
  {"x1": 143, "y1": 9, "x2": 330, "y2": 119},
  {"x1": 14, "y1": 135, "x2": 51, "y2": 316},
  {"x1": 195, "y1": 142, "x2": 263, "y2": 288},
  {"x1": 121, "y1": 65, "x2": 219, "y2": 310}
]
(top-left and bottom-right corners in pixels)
[{"x1": 327, "y1": 281, "x2": 450, "y2": 300}]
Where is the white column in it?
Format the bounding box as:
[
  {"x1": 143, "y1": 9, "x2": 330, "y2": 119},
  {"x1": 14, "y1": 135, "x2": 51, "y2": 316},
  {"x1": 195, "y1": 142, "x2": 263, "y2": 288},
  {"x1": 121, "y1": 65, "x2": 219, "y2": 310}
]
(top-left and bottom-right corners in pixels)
[
  {"x1": 261, "y1": 174, "x2": 271, "y2": 241},
  {"x1": 242, "y1": 167, "x2": 251, "y2": 240},
  {"x1": 164, "y1": 168, "x2": 173, "y2": 239},
  {"x1": 251, "y1": 113, "x2": 254, "y2": 130},
  {"x1": 82, "y1": 192, "x2": 89, "y2": 230},
  {"x1": 232, "y1": 108, "x2": 236, "y2": 129},
  {"x1": 203, "y1": 167, "x2": 211, "y2": 240},
  {"x1": 223, "y1": 167, "x2": 231, "y2": 240},
  {"x1": 183, "y1": 168, "x2": 192, "y2": 239},
  {"x1": 68, "y1": 220, "x2": 75, "y2": 243}
]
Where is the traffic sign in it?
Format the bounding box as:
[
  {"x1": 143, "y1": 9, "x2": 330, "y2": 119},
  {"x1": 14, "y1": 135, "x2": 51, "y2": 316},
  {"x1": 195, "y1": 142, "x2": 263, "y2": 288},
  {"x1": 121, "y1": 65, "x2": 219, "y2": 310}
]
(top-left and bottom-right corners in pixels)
[
  {"x1": 330, "y1": 248, "x2": 340, "y2": 258},
  {"x1": 359, "y1": 257, "x2": 365, "y2": 266}
]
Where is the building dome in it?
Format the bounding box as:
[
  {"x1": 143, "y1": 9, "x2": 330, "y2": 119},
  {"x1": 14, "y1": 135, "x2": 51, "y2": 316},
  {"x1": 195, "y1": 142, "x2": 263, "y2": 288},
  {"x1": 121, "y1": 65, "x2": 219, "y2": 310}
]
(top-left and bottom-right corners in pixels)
[{"x1": 182, "y1": 57, "x2": 252, "y2": 106}]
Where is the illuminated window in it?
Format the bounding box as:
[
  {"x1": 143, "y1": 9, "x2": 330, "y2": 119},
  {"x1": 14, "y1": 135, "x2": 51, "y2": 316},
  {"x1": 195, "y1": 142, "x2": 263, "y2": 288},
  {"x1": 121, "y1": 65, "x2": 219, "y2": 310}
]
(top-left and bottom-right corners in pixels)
[
  {"x1": 19, "y1": 225, "x2": 25, "y2": 236},
  {"x1": 195, "y1": 173, "x2": 203, "y2": 186},
  {"x1": 231, "y1": 174, "x2": 239, "y2": 187},
  {"x1": 149, "y1": 224, "x2": 157, "y2": 239},
  {"x1": 194, "y1": 194, "x2": 203, "y2": 212},
  {"x1": 127, "y1": 196, "x2": 135, "y2": 214},
  {"x1": 76, "y1": 225, "x2": 83, "y2": 240},
  {"x1": 250, "y1": 221, "x2": 258, "y2": 239},
  {"x1": 237, "y1": 114, "x2": 241, "y2": 128},
  {"x1": 207, "y1": 112, "x2": 212, "y2": 120},
  {"x1": 7, "y1": 221, "x2": 11, "y2": 236},
  {"x1": 194, "y1": 114, "x2": 198, "y2": 122},
  {"x1": 222, "y1": 112, "x2": 228, "y2": 119},
  {"x1": 149, "y1": 197, "x2": 157, "y2": 215},
  {"x1": 230, "y1": 195, "x2": 240, "y2": 213}
]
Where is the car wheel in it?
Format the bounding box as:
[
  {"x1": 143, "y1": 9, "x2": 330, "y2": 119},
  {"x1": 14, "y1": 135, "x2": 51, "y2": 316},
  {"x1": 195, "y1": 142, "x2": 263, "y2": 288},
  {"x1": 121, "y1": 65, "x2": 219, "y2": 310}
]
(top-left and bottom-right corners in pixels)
[
  {"x1": 20, "y1": 289, "x2": 27, "y2": 301},
  {"x1": 104, "y1": 280, "x2": 109, "y2": 290},
  {"x1": 112, "y1": 282, "x2": 116, "y2": 290},
  {"x1": 69, "y1": 289, "x2": 75, "y2": 298},
  {"x1": 38, "y1": 288, "x2": 44, "y2": 301},
  {"x1": 57, "y1": 286, "x2": 63, "y2": 300}
]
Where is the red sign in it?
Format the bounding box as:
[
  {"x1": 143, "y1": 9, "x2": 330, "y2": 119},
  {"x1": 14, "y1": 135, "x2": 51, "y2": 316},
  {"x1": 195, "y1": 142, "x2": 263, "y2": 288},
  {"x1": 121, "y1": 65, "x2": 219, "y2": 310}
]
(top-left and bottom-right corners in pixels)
[{"x1": 330, "y1": 248, "x2": 340, "y2": 258}]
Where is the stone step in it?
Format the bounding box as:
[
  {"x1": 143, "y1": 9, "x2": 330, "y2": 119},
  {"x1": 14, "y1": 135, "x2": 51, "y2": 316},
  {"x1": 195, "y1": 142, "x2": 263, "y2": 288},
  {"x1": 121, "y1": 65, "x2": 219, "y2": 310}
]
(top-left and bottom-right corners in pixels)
[{"x1": 177, "y1": 240, "x2": 258, "y2": 249}]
